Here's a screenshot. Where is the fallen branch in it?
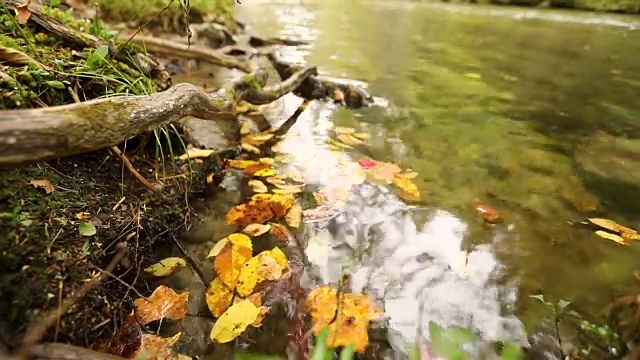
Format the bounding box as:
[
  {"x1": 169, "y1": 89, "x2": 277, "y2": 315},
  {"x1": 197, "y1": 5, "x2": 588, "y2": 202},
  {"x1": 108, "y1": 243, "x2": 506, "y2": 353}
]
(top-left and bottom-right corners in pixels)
[
  {"x1": 249, "y1": 36, "x2": 308, "y2": 47},
  {"x1": 30, "y1": 343, "x2": 127, "y2": 360},
  {"x1": 0, "y1": 66, "x2": 316, "y2": 167}
]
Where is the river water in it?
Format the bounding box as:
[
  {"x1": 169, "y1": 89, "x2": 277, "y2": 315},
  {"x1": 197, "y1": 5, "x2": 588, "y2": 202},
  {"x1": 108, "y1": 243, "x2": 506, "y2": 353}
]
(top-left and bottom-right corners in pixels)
[{"x1": 179, "y1": 1, "x2": 640, "y2": 358}]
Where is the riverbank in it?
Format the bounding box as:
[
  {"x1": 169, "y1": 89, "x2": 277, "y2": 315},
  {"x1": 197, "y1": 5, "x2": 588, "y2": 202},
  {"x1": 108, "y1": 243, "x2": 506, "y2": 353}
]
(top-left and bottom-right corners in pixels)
[{"x1": 413, "y1": 0, "x2": 640, "y2": 14}]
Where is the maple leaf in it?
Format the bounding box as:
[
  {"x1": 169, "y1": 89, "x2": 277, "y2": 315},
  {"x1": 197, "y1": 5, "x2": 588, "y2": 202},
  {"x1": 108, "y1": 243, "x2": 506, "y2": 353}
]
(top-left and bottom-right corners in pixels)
[
  {"x1": 213, "y1": 233, "x2": 253, "y2": 289},
  {"x1": 134, "y1": 285, "x2": 188, "y2": 325}
]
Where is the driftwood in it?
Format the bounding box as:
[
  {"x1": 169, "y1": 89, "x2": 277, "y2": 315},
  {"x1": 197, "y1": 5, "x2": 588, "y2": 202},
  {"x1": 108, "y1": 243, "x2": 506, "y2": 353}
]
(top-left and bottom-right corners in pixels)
[{"x1": 0, "y1": 66, "x2": 316, "y2": 167}]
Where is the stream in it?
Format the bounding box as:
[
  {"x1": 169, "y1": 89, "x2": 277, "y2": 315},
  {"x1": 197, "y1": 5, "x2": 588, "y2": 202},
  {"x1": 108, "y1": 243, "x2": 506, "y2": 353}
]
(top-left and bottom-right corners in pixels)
[{"x1": 173, "y1": 0, "x2": 640, "y2": 358}]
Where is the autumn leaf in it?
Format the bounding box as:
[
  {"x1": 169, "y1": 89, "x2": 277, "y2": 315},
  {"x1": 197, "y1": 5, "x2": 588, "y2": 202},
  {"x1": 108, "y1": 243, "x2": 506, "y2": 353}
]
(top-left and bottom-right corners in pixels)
[
  {"x1": 14, "y1": 0, "x2": 31, "y2": 24},
  {"x1": 134, "y1": 285, "x2": 188, "y2": 325},
  {"x1": 131, "y1": 332, "x2": 182, "y2": 360},
  {"x1": 367, "y1": 162, "x2": 402, "y2": 183},
  {"x1": 266, "y1": 176, "x2": 286, "y2": 186},
  {"x1": 588, "y1": 218, "x2": 638, "y2": 236},
  {"x1": 392, "y1": 176, "x2": 421, "y2": 202},
  {"x1": 241, "y1": 142, "x2": 261, "y2": 154},
  {"x1": 254, "y1": 168, "x2": 277, "y2": 177},
  {"x1": 357, "y1": 158, "x2": 378, "y2": 170},
  {"x1": 144, "y1": 257, "x2": 187, "y2": 277},
  {"x1": 29, "y1": 179, "x2": 54, "y2": 194},
  {"x1": 305, "y1": 286, "x2": 383, "y2": 353},
  {"x1": 334, "y1": 126, "x2": 355, "y2": 135},
  {"x1": 210, "y1": 299, "x2": 261, "y2": 343},
  {"x1": 474, "y1": 205, "x2": 502, "y2": 224},
  {"x1": 206, "y1": 277, "x2": 234, "y2": 317},
  {"x1": 176, "y1": 148, "x2": 215, "y2": 161},
  {"x1": 352, "y1": 132, "x2": 370, "y2": 140},
  {"x1": 272, "y1": 186, "x2": 303, "y2": 195},
  {"x1": 237, "y1": 247, "x2": 289, "y2": 297},
  {"x1": 595, "y1": 230, "x2": 629, "y2": 246},
  {"x1": 337, "y1": 133, "x2": 365, "y2": 146},
  {"x1": 242, "y1": 223, "x2": 271, "y2": 237},
  {"x1": 269, "y1": 223, "x2": 294, "y2": 242},
  {"x1": 333, "y1": 89, "x2": 344, "y2": 103},
  {"x1": 248, "y1": 179, "x2": 268, "y2": 193},
  {"x1": 228, "y1": 159, "x2": 260, "y2": 169},
  {"x1": 225, "y1": 198, "x2": 276, "y2": 226},
  {"x1": 285, "y1": 203, "x2": 302, "y2": 228},
  {"x1": 242, "y1": 132, "x2": 274, "y2": 146},
  {"x1": 207, "y1": 238, "x2": 230, "y2": 258},
  {"x1": 214, "y1": 233, "x2": 253, "y2": 289},
  {"x1": 270, "y1": 194, "x2": 296, "y2": 218}
]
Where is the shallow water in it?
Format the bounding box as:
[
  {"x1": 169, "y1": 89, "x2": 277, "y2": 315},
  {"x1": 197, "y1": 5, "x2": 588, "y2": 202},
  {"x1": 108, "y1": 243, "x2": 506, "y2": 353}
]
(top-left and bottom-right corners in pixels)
[{"x1": 180, "y1": 0, "x2": 640, "y2": 357}]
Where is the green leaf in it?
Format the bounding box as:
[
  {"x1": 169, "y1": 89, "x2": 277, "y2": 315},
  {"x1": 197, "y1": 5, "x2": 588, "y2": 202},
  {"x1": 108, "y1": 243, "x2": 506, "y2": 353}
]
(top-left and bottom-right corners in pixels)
[
  {"x1": 500, "y1": 344, "x2": 523, "y2": 360},
  {"x1": 45, "y1": 80, "x2": 66, "y2": 89},
  {"x1": 339, "y1": 345, "x2": 354, "y2": 360},
  {"x1": 429, "y1": 321, "x2": 477, "y2": 360},
  {"x1": 50, "y1": 0, "x2": 61, "y2": 6},
  {"x1": 143, "y1": 257, "x2": 187, "y2": 277},
  {"x1": 84, "y1": 45, "x2": 110, "y2": 70},
  {"x1": 529, "y1": 294, "x2": 546, "y2": 303},
  {"x1": 78, "y1": 221, "x2": 96, "y2": 236},
  {"x1": 311, "y1": 327, "x2": 331, "y2": 360}
]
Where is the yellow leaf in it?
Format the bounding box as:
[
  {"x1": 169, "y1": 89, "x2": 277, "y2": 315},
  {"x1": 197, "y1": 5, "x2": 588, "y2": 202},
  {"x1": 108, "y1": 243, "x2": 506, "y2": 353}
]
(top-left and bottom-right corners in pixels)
[
  {"x1": 352, "y1": 132, "x2": 370, "y2": 140},
  {"x1": 242, "y1": 132, "x2": 275, "y2": 146},
  {"x1": 285, "y1": 203, "x2": 302, "y2": 228},
  {"x1": 270, "y1": 194, "x2": 296, "y2": 218},
  {"x1": 337, "y1": 133, "x2": 365, "y2": 146},
  {"x1": 392, "y1": 176, "x2": 421, "y2": 202},
  {"x1": 132, "y1": 332, "x2": 182, "y2": 360},
  {"x1": 241, "y1": 143, "x2": 261, "y2": 154},
  {"x1": 143, "y1": 257, "x2": 187, "y2": 277},
  {"x1": 214, "y1": 233, "x2": 253, "y2": 289},
  {"x1": 206, "y1": 277, "x2": 234, "y2": 317},
  {"x1": 210, "y1": 299, "x2": 261, "y2": 343},
  {"x1": 252, "y1": 193, "x2": 273, "y2": 200},
  {"x1": 134, "y1": 285, "x2": 188, "y2": 325},
  {"x1": 266, "y1": 176, "x2": 286, "y2": 186},
  {"x1": 254, "y1": 168, "x2": 277, "y2": 177},
  {"x1": 258, "y1": 157, "x2": 275, "y2": 165},
  {"x1": 368, "y1": 162, "x2": 402, "y2": 183},
  {"x1": 465, "y1": 72, "x2": 482, "y2": 79},
  {"x1": 252, "y1": 306, "x2": 270, "y2": 328},
  {"x1": 334, "y1": 126, "x2": 356, "y2": 135},
  {"x1": 228, "y1": 160, "x2": 260, "y2": 169},
  {"x1": 240, "y1": 121, "x2": 252, "y2": 135},
  {"x1": 176, "y1": 148, "x2": 215, "y2": 161},
  {"x1": 305, "y1": 286, "x2": 382, "y2": 353},
  {"x1": 248, "y1": 179, "x2": 268, "y2": 193},
  {"x1": 588, "y1": 218, "x2": 637, "y2": 235},
  {"x1": 327, "y1": 137, "x2": 353, "y2": 149},
  {"x1": 237, "y1": 247, "x2": 289, "y2": 297},
  {"x1": 595, "y1": 230, "x2": 629, "y2": 246},
  {"x1": 207, "y1": 238, "x2": 229, "y2": 258},
  {"x1": 29, "y1": 179, "x2": 54, "y2": 194},
  {"x1": 396, "y1": 171, "x2": 419, "y2": 179},
  {"x1": 242, "y1": 223, "x2": 272, "y2": 237}
]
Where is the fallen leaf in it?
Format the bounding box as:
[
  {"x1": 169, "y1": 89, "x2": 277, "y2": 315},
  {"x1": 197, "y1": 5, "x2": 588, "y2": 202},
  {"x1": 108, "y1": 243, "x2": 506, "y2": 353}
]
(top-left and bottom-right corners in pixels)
[
  {"x1": 206, "y1": 277, "x2": 234, "y2": 317},
  {"x1": 392, "y1": 176, "x2": 421, "y2": 202},
  {"x1": 228, "y1": 159, "x2": 260, "y2": 169},
  {"x1": 357, "y1": 158, "x2": 378, "y2": 170},
  {"x1": 144, "y1": 257, "x2": 187, "y2": 277},
  {"x1": 207, "y1": 238, "x2": 230, "y2": 258},
  {"x1": 588, "y1": 218, "x2": 637, "y2": 235},
  {"x1": 29, "y1": 179, "x2": 54, "y2": 194},
  {"x1": 214, "y1": 233, "x2": 253, "y2": 289},
  {"x1": 225, "y1": 198, "x2": 276, "y2": 226},
  {"x1": 333, "y1": 89, "x2": 344, "y2": 102},
  {"x1": 595, "y1": 230, "x2": 629, "y2": 246},
  {"x1": 252, "y1": 306, "x2": 270, "y2": 328},
  {"x1": 131, "y1": 332, "x2": 182, "y2": 360},
  {"x1": 78, "y1": 221, "x2": 96, "y2": 237},
  {"x1": 254, "y1": 168, "x2": 277, "y2": 177},
  {"x1": 337, "y1": 133, "x2": 365, "y2": 146},
  {"x1": 272, "y1": 187, "x2": 302, "y2": 195},
  {"x1": 242, "y1": 132, "x2": 274, "y2": 146},
  {"x1": 270, "y1": 194, "x2": 296, "y2": 218},
  {"x1": 269, "y1": 223, "x2": 294, "y2": 242},
  {"x1": 176, "y1": 148, "x2": 215, "y2": 161},
  {"x1": 328, "y1": 137, "x2": 353, "y2": 149},
  {"x1": 242, "y1": 223, "x2": 272, "y2": 237},
  {"x1": 306, "y1": 285, "x2": 382, "y2": 353},
  {"x1": 237, "y1": 247, "x2": 289, "y2": 297},
  {"x1": 134, "y1": 285, "x2": 188, "y2": 325},
  {"x1": 266, "y1": 176, "x2": 286, "y2": 186},
  {"x1": 248, "y1": 179, "x2": 268, "y2": 193},
  {"x1": 241, "y1": 142, "x2": 261, "y2": 154},
  {"x1": 285, "y1": 203, "x2": 302, "y2": 228},
  {"x1": 243, "y1": 163, "x2": 272, "y2": 176},
  {"x1": 240, "y1": 121, "x2": 252, "y2": 135},
  {"x1": 465, "y1": 72, "x2": 482, "y2": 79},
  {"x1": 14, "y1": 0, "x2": 31, "y2": 24},
  {"x1": 0, "y1": 46, "x2": 46, "y2": 68},
  {"x1": 257, "y1": 255, "x2": 283, "y2": 280},
  {"x1": 210, "y1": 299, "x2": 261, "y2": 343},
  {"x1": 334, "y1": 126, "x2": 356, "y2": 135},
  {"x1": 75, "y1": 211, "x2": 91, "y2": 220},
  {"x1": 474, "y1": 205, "x2": 502, "y2": 224},
  {"x1": 259, "y1": 157, "x2": 275, "y2": 165},
  {"x1": 352, "y1": 132, "x2": 370, "y2": 140},
  {"x1": 397, "y1": 171, "x2": 419, "y2": 179},
  {"x1": 367, "y1": 162, "x2": 402, "y2": 183}
]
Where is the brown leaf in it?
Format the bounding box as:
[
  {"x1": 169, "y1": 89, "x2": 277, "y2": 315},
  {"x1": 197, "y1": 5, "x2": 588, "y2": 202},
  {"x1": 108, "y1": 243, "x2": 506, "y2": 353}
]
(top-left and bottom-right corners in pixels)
[
  {"x1": 133, "y1": 285, "x2": 188, "y2": 325},
  {"x1": 29, "y1": 179, "x2": 54, "y2": 194},
  {"x1": 474, "y1": 204, "x2": 502, "y2": 224},
  {"x1": 269, "y1": 223, "x2": 294, "y2": 243},
  {"x1": 0, "y1": 46, "x2": 46, "y2": 69},
  {"x1": 131, "y1": 332, "x2": 182, "y2": 360},
  {"x1": 14, "y1": 0, "x2": 31, "y2": 24},
  {"x1": 242, "y1": 223, "x2": 272, "y2": 237}
]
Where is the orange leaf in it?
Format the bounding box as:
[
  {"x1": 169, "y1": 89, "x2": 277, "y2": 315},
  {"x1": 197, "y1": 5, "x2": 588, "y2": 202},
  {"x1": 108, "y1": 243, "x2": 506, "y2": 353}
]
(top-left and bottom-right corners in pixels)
[
  {"x1": 131, "y1": 332, "x2": 182, "y2": 360},
  {"x1": 14, "y1": 0, "x2": 31, "y2": 24},
  {"x1": 269, "y1": 223, "x2": 294, "y2": 243},
  {"x1": 243, "y1": 163, "x2": 271, "y2": 175},
  {"x1": 305, "y1": 286, "x2": 382, "y2": 353},
  {"x1": 29, "y1": 179, "x2": 54, "y2": 194},
  {"x1": 228, "y1": 159, "x2": 260, "y2": 169},
  {"x1": 214, "y1": 233, "x2": 253, "y2": 289},
  {"x1": 206, "y1": 277, "x2": 234, "y2": 317},
  {"x1": 270, "y1": 194, "x2": 296, "y2": 218},
  {"x1": 133, "y1": 285, "x2": 188, "y2": 325},
  {"x1": 474, "y1": 204, "x2": 502, "y2": 224},
  {"x1": 225, "y1": 198, "x2": 275, "y2": 226}
]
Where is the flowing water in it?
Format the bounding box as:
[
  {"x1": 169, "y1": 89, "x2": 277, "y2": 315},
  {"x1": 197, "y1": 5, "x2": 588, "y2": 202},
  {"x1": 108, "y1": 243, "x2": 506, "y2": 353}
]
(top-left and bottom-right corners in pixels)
[{"x1": 176, "y1": 0, "x2": 640, "y2": 357}]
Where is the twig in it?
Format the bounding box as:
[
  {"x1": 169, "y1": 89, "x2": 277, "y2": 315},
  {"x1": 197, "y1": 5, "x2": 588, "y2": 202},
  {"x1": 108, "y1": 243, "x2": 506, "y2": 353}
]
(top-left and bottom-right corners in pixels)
[
  {"x1": 89, "y1": 264, "x2": 149, "y2": 301},
  {"x1": 109, "y1": 146, "x2": 162, "y2": 193},
  {"x1": 17, "y1": 248, "x2": 128, "y2": 358},
  {"x1": 170, "y1": 234, "x2": 208, "y2": 286}
]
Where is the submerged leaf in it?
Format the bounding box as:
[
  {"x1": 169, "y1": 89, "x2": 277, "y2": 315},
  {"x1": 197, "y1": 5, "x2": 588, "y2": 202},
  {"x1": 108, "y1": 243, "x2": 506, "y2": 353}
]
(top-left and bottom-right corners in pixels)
[
  {"x1": 134, "y1": 285, "x2": 188, "y2": 325},
  {"x1": 144, "y1": 257, "x2": 187, "y2": 277},
  {"x1": 588, "y1": 218, "x2": 637, "y2": 235}
]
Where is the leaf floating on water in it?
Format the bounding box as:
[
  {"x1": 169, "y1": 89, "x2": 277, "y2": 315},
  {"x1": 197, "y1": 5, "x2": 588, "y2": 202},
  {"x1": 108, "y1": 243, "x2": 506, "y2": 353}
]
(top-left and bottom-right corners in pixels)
[
  {"x1": 334, "y1": 126, "x2": 356, "y2": 135},
  {"x1": 464, "y1": 72, "x2": 482, "y2": 79},
  {"x1": 237, "y1": 247, "x2": 289, "y2": 297},
  {"x1": 393, "y1": 176, "x2": 421, "y2": 202},
  {"x1": 206, "y1": 277, "x2": 234, "y2": 317},
  {"x1": 214, "y1": 233, "x2": 253, "y2": 289},
  {"x1": 228, "y1": 159, "x2": 260, "y2": 169},
  {"x1": 352, "y1": 132, "x2": 370, "y2": 140},
  {"x1": 474, "y1": 205, "x2": 502, "y2": 224},
  {"x1": 254, "y1": 168, "x2": 277, "y2": 177},
  {"x1": 242, "y1": 223, "x2": 272, "y2": 237},
  {"x1": 305, "y1": 285, "x2": 383, "y2": 353},
  {"x1": 176, "y1": 148, "x2": 215, "y2": 160},
  {"x1": 29, "y1": 179, "x2": 55, "y2": 194},
  {"x1": 269, "y1": 223, "x2": 294, "y2": 243},
  {"x1": 131, "y1": 332, "x2": 182, "y2": 360},
  {"x1": 248, "y1": 179, "x2": 268, "y2": 193},
  {"x1": 225, "y1": 197, "x2": 276, "y2": 226},
  {"x1": 337, "y1": 133, "x2": 365, "y2": 146},
  {"x1": 210, "y1": 299, "x2": 262, "y2": 343},
  {"x1": 241, "y1": 142, "x2": 261, "y2": 154},
  {"x1": 144, "y1": 257, "x2": 187, "y2": 277},
  {"x1": 285, "y1": 203, "x2": 302, "y2": 228},
  {"x1": 595, "y1": 230, "x2": 629, "y2": 246},
  {"x1": 134, "y1": 285, "x2": 188, "y2": 325},
  {"x1": 588, "y1": 218, "x2": 638, "y2": 235}
]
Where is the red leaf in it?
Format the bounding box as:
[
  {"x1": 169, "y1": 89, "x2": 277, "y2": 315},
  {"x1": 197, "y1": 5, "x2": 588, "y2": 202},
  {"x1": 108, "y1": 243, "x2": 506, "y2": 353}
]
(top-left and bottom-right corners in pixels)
[{"x1": 357, "y1": 158, "x2": 378, "y2": 170}]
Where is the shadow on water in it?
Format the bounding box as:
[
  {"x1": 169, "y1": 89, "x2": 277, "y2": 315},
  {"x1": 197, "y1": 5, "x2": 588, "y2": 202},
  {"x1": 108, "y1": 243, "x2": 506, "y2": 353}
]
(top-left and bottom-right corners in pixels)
[{"x1": 173, "y1": 0, "x2": 640, "y2": 357}]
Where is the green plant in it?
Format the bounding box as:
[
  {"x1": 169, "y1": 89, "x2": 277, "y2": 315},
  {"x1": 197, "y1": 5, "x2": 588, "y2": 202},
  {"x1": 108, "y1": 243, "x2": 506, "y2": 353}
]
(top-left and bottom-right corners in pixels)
[{"x1": 530, "y1": 294, "x2": 571, "y2": 359}]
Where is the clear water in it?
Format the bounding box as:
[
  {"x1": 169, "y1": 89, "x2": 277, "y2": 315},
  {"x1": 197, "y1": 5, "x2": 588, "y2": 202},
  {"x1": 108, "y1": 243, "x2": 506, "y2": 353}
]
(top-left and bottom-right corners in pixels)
[{"x1": 178, "y1": 1, "x2": 640, "y2": 357}]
